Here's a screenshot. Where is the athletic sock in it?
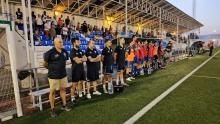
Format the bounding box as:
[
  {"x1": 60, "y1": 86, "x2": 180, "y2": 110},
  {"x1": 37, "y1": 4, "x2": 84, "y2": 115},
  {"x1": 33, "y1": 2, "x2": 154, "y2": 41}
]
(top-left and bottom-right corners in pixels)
[
  {"x1": 103, "y1": 84, "x2": 107, "y2": 92},
  {"x1": 71, "y1": 96, "x2": 75, "y2": 102},
  {"x1": 120, "y1": 78, "x2": 124, "y2": 85},
  {"x1": 116, "y1": 79, "x2": 119, "y2": 85}
]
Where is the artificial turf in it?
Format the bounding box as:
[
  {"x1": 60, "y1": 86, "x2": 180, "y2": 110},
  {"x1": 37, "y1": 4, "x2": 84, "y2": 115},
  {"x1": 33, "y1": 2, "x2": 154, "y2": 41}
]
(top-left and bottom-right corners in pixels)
[
  {"x1": 5, "y1": 48, "x2": 220, "y2": 124},
  {"x1": 136, "y1": 50, "x2": 220, "y2": 124}
]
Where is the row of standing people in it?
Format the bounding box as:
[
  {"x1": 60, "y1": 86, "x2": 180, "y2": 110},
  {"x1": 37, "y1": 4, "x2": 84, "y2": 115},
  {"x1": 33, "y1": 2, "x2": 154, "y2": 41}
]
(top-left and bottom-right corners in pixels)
[{"x1": 43, "y1": 36, "x2": 172, "y2": 117}]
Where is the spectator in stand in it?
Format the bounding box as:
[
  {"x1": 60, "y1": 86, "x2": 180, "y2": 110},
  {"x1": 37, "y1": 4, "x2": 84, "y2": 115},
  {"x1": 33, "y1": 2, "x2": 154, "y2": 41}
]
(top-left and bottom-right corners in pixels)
[
  {"x1": 41, "y1": 11, "x2": 47, "y2": 29},
  {"x1": 89, "y1": 24, "x2": 93, "y2": 32},
  {"x1": 76, "y1": 22, "x2": 80, "y2": 31},
  {"x1": 122, "y1": 26, "x2": 126, "y2": 32},
  {"x1": 101, "y1": 26, "x2": 104, "y2": 32},
  {"x1": 158, "y1": 42, "x2": 165, "y2": 68},
  {"x1": 31, "y1": 11, "x2": 37, "y2": 30},
  {"x1": 50, "y1": 22, "x2": 56, "y2": 40},
  {"x1": 153, "y1": 42, "x2": 159, "y2": 69},
  {"x1": 36, "y1": 14, "x2": 43, "y2": 32},
  {"x1": 16, "y1": 8, "x2": 23, "y2": 23},
  {"x1": 58, "y1": 18, "x2": 63, "y2": 27},
  {"x1": 70, "y1": 17, "x2": 75, "y2": 27},
  {"x1": 165, "y1": 41, "x2": 173, "y2": 63},
  {"x1": 60, "y1": 15, "x2": 64, "y2": 24},
  {"x1": 208, "y1": 41, "x2": 214, "y2": 56},
  {"x1": 81, "y1": 21, "x2": 88, "y2": 35},
  {"x1": 65, "y1": 16, "x2": 70, "y2": 27},
  {"x1": 44, "y1": 20, "x2": 50, "y2": 38},
  {"x1": 109, "y1": 25, "x2": 112, "y2": 33},
  {"x1": 62, "y1": 24, "x2": 69, "y2": 41},
  {"x1": 70, "y1": 24, "x2": 76, "y2": 36},
  {"x1": 51, "y1": 16, "x2": 57, "y2": 27}
]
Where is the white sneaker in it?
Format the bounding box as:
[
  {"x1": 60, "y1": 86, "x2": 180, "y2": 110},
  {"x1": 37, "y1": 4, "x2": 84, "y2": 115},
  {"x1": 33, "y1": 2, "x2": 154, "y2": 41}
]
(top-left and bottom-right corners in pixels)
[
  {"x1": 126, "y1": 77, "x2": 132, "y2": 81},
  {"x1": 86, "y1": 94, "x2": 91, "y2": 99},
  {"x1": 123, "y1": 83, "x2": 129, "y2": 86},
  {"x1": 93, "y1": 91, "x2": 102, "y2": 95},
  {"x1": 130, "y1": 77, "x2": 135, "y2": 80},
  {"x1": 79, "y1": 94, "x2": 83, "y2": 98},
  {"x1": 104, "y1": 89, "x2": 108, "y2": 94}
]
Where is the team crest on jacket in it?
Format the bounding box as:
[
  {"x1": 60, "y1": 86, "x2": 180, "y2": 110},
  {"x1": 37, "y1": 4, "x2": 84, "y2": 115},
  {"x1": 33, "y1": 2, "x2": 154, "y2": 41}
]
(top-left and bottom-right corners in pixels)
[{"x1": 55, "y1": 54, "x2": 59, "y2": 58}]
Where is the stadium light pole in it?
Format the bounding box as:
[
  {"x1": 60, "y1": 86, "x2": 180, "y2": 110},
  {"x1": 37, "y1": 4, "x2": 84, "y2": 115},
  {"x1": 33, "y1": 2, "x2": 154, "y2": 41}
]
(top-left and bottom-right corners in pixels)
[
  {"x1": 177, "y1": 17, "x2": 179, "y2": 59},
  {"x1": 125, "y1": 0, "x2": 128, "y2": 36},
  {"x1": 21, "y1": 0, "x2": 31, "y2": 67},
  {"x1": 27, "y1": 0, "x2": 36, "y2": 66},
  {"x1": 27, "y1": 0, "x2": 39, "y2": 90},
  {"x1": 1, "y1": 0, "x2": 5, "y2": 18},
  {"x1": 6, "y1": 0, "x2": 9, "y2": 20},
  {"x1": 159, "y1": 8, "x2": 162, "y2": 38}
]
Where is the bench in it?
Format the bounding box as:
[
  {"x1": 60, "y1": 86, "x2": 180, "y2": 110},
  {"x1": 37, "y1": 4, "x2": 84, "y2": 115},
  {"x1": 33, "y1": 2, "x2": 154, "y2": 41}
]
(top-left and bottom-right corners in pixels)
[
  {"x1": 31, "y1": 74, "x2": 104, "y2": 111},
  {"x1": 31, "y1": 82, "x2": 75, "y2": 111}
]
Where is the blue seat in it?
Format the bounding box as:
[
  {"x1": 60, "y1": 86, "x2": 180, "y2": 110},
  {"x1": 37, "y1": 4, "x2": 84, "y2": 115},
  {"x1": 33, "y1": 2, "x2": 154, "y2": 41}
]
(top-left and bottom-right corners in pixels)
[
  {"x1": 64, "y1": 45, "x2": 71, "y2": 51},
  {"x1": 120, "y1": 32, "x2": 126, "y2": 35},
  {"x1": 101, "y1": 41, "x2": 105, "y2": 45},
  {"x1": 41, "y1": 40, "x2": 48, "y2": 46},
  {"x1": 47, "y1": 40, "x2": 54, "y2": 46}
]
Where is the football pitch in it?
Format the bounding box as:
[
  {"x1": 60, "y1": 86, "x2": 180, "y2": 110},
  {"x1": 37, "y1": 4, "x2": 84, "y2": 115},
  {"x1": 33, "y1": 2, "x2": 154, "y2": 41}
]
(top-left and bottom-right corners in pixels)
[{"x1": 6, "y1": 48, "x2": 220, "y2": 124}]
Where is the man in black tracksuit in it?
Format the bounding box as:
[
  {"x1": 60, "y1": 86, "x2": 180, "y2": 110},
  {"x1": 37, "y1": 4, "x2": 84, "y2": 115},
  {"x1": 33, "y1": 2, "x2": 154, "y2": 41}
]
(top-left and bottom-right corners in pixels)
[
  {"x1": 85, "y1": 40, "x2": 102, "y2": 99},
  {"x1": 70, "y1": 38, "x2": 87, "y2": 103},
  {"x1": 102, "y1": 39, "x2": 114, "y2": 94},
  {"x1": 114, "y1": 38, "x2": 128, "y2": 86}
]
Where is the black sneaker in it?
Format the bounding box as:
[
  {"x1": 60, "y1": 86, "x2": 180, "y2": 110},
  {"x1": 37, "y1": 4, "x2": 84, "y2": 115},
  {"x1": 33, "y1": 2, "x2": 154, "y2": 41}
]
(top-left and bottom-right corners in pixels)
[
  {"x1": 72, "y1": 100, "x2": 77, "y2": 105},
  {"x1": 50, "y1": 110, "x2": 57, "y2": 118}
]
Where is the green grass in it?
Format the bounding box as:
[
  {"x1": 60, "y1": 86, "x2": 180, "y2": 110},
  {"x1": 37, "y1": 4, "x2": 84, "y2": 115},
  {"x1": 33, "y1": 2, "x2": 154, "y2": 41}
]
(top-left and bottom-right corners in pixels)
[
  {"x1": 136, "y1": 50, "x2": 220, "y2": 124},
  {"x1": 5, "y1": 49, "x2": 220, "y2": 124}
]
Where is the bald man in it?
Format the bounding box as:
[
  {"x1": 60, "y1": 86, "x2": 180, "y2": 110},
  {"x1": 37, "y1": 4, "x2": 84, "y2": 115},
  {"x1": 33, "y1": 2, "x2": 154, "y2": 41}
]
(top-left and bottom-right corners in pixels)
[
  {"x1": 85, "y1": 40, "x2": 102, "y2": 99},
  {"x1": 44, "y1": 37, "x2": 70, "y2": 118}
]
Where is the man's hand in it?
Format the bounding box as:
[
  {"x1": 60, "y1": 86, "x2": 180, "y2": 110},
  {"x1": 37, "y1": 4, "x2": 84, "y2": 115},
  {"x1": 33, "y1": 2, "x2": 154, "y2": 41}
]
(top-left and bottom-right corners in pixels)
[{"x1": 43, "y1": 61, "x2": 48, "y2": 69}]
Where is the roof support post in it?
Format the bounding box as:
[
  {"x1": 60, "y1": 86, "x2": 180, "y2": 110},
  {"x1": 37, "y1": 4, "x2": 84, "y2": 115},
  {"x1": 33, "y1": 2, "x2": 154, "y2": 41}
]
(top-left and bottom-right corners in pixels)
[{"x1": 125, "y1": 0, "x2": 128, "y2": 36}]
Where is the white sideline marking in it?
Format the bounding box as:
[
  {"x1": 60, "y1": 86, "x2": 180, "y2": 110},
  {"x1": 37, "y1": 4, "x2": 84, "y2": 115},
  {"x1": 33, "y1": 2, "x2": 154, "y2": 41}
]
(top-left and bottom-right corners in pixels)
[{"x1": 124, "y1": 50, "x2": 220, "y2": 124}]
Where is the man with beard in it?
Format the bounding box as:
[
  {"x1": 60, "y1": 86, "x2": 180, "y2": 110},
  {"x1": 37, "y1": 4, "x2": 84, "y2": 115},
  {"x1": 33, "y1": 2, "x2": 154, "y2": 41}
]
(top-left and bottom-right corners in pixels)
[{"x1": 70, "y1": 38, "x2": 87, "y2": 104}]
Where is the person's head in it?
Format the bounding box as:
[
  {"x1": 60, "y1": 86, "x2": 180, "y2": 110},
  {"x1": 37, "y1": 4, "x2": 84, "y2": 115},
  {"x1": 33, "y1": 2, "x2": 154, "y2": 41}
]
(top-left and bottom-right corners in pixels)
[
  {"x1": 54, "y1": 37, "x2": 63, "y2": 50},
  {"x1": 71, "y1": 38, "x2": 80, "y2": 48},
  {"x1": 119, "y1": 38, "x2": 125, "y2": 45},
  {"x1": 17, "y1": 8, "x2": 20, "y2": 12},
  {"x1": 32, "y1": 11, "x2": 34, "y2": 15},
  {"x1": 43, "y1": 11, "x2": 46, "y2": 15},
  {"x1": 67, "y1": 16, "x2": 69, "y2": 19},
  {"x1": 88, "y1": 40, "x2": 95, "y2": 49},
  {"x1": 105, "y1": 39, "x2": 112, "y2": 47},
  {"x1": 38, "y1": 14, "x2": 41, "y2": 17},
  {"x1": 132, "y1": 35, "x2": 137, "y2": 42}
]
